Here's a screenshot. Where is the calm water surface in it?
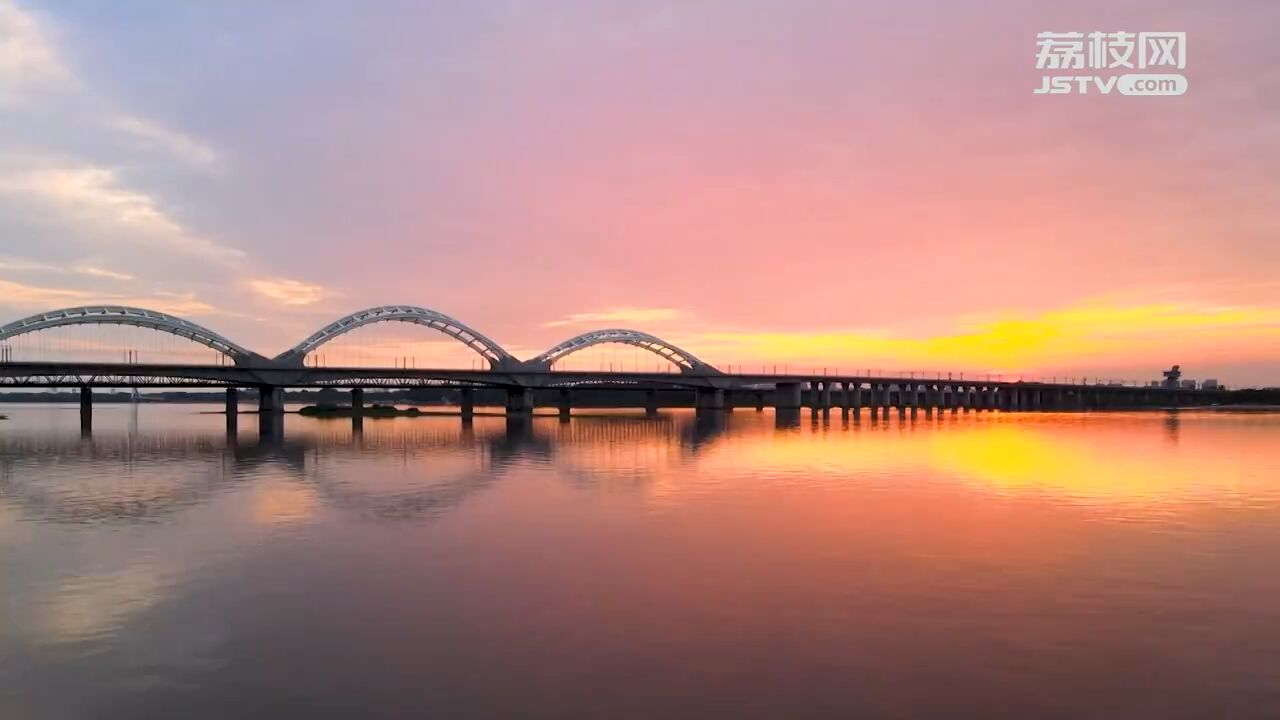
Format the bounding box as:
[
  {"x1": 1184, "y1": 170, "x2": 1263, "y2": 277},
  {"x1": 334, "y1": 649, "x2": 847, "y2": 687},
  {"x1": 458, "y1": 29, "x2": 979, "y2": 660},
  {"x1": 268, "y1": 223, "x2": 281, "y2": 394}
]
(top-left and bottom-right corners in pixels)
[{"x1": 2, "y1": 404, "x2": 1279, "y2": 718}]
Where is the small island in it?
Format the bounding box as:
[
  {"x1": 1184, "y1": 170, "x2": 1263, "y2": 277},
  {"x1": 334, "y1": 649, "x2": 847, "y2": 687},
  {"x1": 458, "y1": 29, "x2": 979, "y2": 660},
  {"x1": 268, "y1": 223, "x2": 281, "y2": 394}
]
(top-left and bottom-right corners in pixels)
[{"x1": 297, "y1": 403, "x2": 424, "y2": 418}]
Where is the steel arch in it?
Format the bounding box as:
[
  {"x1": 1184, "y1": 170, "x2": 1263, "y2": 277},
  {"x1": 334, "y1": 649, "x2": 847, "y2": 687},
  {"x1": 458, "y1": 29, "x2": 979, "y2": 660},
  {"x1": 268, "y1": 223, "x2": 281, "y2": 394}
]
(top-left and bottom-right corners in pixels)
[
  {"x1": 0, "y1": 306, "x2": 255, "y2": 364},
  {"x1": 527, "y1": 329, "x2": 716, "y2": 374},
  {"x1": 277, "y1": 305, "x2": 517, "y2": 368}
]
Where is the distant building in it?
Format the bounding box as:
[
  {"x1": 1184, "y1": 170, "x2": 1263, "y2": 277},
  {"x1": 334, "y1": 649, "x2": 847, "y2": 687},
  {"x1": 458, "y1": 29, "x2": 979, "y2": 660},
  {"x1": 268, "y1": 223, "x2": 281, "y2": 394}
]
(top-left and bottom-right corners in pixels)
[
  {"x1": 1201, "y1": 379, "x2": 1220, "y2": 390},
  {"x1": 1161, "y1": 365, "x2": 1182, "y2": 389},
  {"x1": 1180, "y1": 379, "x2": 1197, "y2": 390}
]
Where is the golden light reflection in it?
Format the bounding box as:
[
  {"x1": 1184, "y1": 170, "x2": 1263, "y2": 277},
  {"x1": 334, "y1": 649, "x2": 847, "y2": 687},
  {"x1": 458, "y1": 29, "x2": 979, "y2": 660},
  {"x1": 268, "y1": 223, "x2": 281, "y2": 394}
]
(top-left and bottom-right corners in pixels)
[
  {"x1": 924, "y1": 420, "x2": 1259, "y2": 503},
  {"x1": 688, "y1": 413, "x2": 1279, "y2": 508},
  {"x1": 39, "y1": 565, "x2": 165, "y2": 643},
  {"x1": 249, "y1": 479, "x2": 317, "y2": 526}
]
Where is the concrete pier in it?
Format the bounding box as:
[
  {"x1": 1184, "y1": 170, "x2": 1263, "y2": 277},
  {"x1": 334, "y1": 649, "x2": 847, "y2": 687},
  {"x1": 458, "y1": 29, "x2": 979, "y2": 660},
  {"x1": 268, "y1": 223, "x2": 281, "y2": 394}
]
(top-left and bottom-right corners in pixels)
[
  {"x1": 351, "y1": 387, "x2": 364, "y2": 415},
  {"x1": 258, "y1": 408, "x2": 284, "y2": 439},
  {"x1": 225, "y1": 387, "x2": 238, "y2": 434},
  {"x1": 505, "y1": 387, "x2": 534, "y2": 416},
  {"x1": 695, "y1": 387, "x2": 725, "y2": 412},
  {"x1": 79, "y1": 386, "x2": 92, "y2": 434},
  {"x1": 258, "y1": 385, "x2": 283, "y2": 414},
  {"x1": 460, "y1": 387, "x2": 475, "y2": 419},
  {"x1": 559, "y1": 388, "x2": 572, "y2": 421},
  {"x1": 645, "y1": 389, "x2": 659, "y2": 416},
  {"x1": 775, "y1": 382, "x2": 802, "y2": 410}
]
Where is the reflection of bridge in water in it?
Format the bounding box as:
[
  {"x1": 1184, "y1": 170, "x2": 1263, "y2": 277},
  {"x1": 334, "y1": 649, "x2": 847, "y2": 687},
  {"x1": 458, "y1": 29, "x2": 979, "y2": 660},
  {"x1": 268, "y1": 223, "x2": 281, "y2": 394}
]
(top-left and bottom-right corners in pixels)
[
  {"x1": 0, "y1": 304, "x2": 1225, "y2": 436},
  {"x1": 0, "y1": 412, "x2": 727, "y2": 526}
]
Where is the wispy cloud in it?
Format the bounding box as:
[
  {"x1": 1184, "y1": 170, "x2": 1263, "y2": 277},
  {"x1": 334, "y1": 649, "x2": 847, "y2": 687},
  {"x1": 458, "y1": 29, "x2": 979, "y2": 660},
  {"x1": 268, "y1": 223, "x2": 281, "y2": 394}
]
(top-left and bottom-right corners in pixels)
[
  {"x1": 0, "y1": 163, "x2": 245, "y2": 260},
  {"x1": 107, "y1": 114, "x2": 220, "y2": 171},
  {"x1": 74, "y1": 265, "x2": 133, "y2": 281},
  {"x1": 0, "y1": 279, "x2": 215, "y2": 315},
  {"x1": 0, "y1": 2, "x2": 73, "y2": 107},
  {"x1": 545, "y1": 307, "x2": 684, "y2": 328},
  {"x1": 0, "y1": 255, "x2": 134, "y2": 281},
  {"x1": 248, "y1": 278, "x2": 327, "y2": 306}
]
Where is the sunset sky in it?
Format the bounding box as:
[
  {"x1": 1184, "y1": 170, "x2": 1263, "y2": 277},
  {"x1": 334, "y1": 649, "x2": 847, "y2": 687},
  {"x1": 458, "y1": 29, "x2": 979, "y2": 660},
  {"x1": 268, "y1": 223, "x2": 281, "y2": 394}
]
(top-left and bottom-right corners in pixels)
[{"x1": 1, "y1": 1, "x2": 1277, "y2": 384}]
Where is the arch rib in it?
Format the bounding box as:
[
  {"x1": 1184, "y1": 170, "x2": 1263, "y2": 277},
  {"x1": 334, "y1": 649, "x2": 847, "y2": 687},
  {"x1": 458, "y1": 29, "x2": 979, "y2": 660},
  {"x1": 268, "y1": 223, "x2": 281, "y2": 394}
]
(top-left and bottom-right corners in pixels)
[
  {"x1": 277, "y1": 305, "x2": 517, "y2": 368},
  {"x1": 0, "y1": 306, "x2": 256, "y2": 364},
  {"x1": 526, "y1": 329, "x2": 717, "y2": 374}
]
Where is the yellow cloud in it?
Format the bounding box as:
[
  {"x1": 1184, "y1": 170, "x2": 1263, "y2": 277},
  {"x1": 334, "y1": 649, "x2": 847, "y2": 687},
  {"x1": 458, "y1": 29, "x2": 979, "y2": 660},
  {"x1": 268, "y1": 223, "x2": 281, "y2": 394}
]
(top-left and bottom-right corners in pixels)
[
  {"x1": 690, "y1": 300, "x2": 1280, "y2": 374},
  {"x1": 248, "y1": 278, "x2": 326, "y2": 306}
]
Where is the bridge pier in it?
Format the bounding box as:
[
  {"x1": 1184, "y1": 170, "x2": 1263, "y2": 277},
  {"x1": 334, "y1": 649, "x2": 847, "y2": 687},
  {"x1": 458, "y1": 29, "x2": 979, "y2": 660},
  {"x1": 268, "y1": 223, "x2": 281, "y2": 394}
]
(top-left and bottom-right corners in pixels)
[
  {"x1": 820, "y1": 381, "x2": 832, "y2": 415},
  {"x1": 258, "y1": 386, "x2": 283, "y2": 414},
  {"x1": 351, "y1": 387, "x2": 364, "y2": 415},
  {"x1": 459, "y1": 387, "x2": 475, "y2": 419},
  {"x1": 558, "y1": 388, "x2": 572, "y2": 421},
  {"x1": 225, "y1": 387, "x2": 238, "y2": 434},
  {"x1": 775, "y1": 382, "x2": 801, "y2": 410},
  {"x1": 645, "y1": 389, "x2": 658, "y2": 416},
  {"x1": 776, "y1": 406, "x2": 800, "y2": 428},
  {"x1": 754, "y1": 391, "x2": 765, "y2": 412},
  {"x1": 905, "y1": 383, "x2": 916, "y2": 419},
  {"x1": 850, "y1": 383, "x2": 862, "y2": 420},
  {"x1": 79, "y1": 386, "x2": 92, "y2": 435},
  {"x1": 695, "y1": 387, "x2": 725, "y2": 412},
  {"x1": 258, "y1": 408, "x2": 284, "y2": 440},
  {"x1": 505, "y1": 387, "x2": 534, "y2": 416}
]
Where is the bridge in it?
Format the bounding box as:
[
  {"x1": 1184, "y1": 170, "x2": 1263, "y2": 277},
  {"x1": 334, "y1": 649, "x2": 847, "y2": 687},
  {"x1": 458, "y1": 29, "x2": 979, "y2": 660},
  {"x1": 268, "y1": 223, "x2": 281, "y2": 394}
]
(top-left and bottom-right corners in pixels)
[{"x1": 0, "y1": 304, "x2": 1224, "y2": 432}]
